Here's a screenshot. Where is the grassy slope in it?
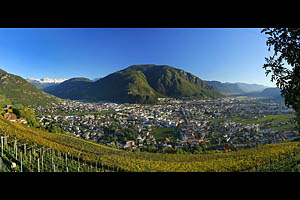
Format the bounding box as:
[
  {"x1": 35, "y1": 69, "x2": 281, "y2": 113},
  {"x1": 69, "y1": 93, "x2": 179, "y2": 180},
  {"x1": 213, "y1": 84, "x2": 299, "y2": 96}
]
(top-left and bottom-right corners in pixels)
[
  {"x1": 90, "y1": 70, "x2": 159, "y2": 103},
  {"x1": 1, "y1": 116, "x2": 300, "y2": 172},
  {"x1": 128, "y1": 65, "x2": 223, "y2": 99},
  {"x1": 0, "y1": 69, "x2": 60, "y2": 107},
  {"x1": 151, "y1": 127, "x2": 176, "y2": 140}
]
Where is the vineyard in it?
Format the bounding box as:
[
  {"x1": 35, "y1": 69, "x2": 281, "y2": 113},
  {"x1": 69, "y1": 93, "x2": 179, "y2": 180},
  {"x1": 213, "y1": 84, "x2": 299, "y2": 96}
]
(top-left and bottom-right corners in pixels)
[
  {"x1": 1, "y1": 116, "x2": 300, "y2": 172},
  {"x1": 0, "y1": 135, "x2": 120, "y2": 172}
]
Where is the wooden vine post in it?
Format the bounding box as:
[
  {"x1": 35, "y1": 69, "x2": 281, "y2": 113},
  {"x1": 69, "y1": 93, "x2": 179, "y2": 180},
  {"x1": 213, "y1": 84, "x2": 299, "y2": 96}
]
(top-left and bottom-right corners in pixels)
[
  {"x1": 41, "y1": 154, "x2": 44, "y2": 171},
  {"x1": 77, "y1": 155, "x2": 80, "y2": 168},
  {"x1": 29, "y1": 150, "x2": 32, "y2": 164},
  {"x1": 1, "y1": 136, "x2": 3, "y2": 157},
  {"x1": 24, "y1": 144, "x2": 26, "y2": 156},
  {"x1": 65, "y1": 153, "x2": 67, "y2": 165},
  {"x1": 15, "y1": 146, "x2": 18, "y2": 160},
  {"x1": 13, "y1": 140, "x2": 15, "y2": 152},
  {"x1": 20, "y1": 152, "x2": 23, "y2": 172},
  {"x1": 52, "y1": 154, "x2": 54, "y2": 168},
  {"x1": 38, "y1": 158, "x2": 40, "y2": 172}
]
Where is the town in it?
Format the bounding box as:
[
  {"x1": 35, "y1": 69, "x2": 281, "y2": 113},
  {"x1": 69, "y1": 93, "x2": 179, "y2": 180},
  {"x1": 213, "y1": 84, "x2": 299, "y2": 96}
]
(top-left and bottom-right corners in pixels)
[{"x1": 32, "y1": 96, "x2": 298, "y2": 154}]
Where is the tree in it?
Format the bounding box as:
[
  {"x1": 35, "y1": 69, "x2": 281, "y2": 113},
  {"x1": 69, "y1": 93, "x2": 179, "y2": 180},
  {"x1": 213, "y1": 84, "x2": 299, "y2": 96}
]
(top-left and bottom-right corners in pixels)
[
  {"x1": 49, "y1": 124, "x2": 63, "y2": 133},
  {"x1": 109, "y1": 123, "x2": 118, "y2": 132},
  {"x1": 12, "y1": 108, "x2": 21, "y2": 118},
  {"x1": 261, "y1": 28, "x2": 300, "y2": 132},
  {"x1": 176, "y1": 148, "x2": 185, "y2": 154},
  {"x1": 193, "y1": 144, "x2": 203, "y2": 153}
]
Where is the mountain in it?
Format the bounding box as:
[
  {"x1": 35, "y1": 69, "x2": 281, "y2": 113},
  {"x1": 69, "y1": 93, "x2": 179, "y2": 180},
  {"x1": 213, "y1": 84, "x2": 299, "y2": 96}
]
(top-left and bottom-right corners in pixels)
[
  {"x1": 246, "y1": 87, "x2": 283, "y2": 98},
  {"x1": 44, "y1": 77, "x2": 93, "y2": 100},
  {"x1": 206, "y1": 80, "x2": 284, "y2": 101},
  {"x1": 205, "y1": 81, "x2": 244, "y2": 95},
  {"x1": 27, "y1": 78, "x2": 68, "y2": 90},
  {"x1": 234, "y1": 82, "x2": 268, "y2": 93},
  {"x1": 260, "y1": 87, "x2": 282, "y2": 97},
  {"x1": 206, "y1": 80, "x2": 269, "y2": 95},
  {"x1": 28, "y1": 77, "x2": 68, "y2": 83},
  {"x1": 0, "y1": 69, "x2": 60, "y2": 107},
  {"x1": 45, "y1": 65, "x2": 223, "y2": 103}
]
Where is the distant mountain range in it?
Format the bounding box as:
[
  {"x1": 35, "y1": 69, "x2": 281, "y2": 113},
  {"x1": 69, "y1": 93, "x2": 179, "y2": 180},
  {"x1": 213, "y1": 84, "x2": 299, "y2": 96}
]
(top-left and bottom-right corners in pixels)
[
  {"x1": 205, "y1": 80, "x2": 269, "y2": 95},
  {"x1": 245, "y1": 87, "x2": 282, "y2": 98},
  {"x1": 26, "y1": 78, "x2": 68, "y2": 89},
  {"x1": 205, "y1": 80, "x2": 283, "y2": 100},
  {"x1": 43, "y1": 64, "x2": 223, "y2": 104},
  {"x1": 19, "y1": 65, "x2": 283, "y2": 105}
]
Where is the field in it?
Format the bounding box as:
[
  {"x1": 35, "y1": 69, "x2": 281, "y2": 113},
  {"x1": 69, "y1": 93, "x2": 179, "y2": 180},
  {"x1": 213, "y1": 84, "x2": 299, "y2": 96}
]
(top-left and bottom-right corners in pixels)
[{"x1": 151, "y1": 127, "x2": 176, "y2": 140}]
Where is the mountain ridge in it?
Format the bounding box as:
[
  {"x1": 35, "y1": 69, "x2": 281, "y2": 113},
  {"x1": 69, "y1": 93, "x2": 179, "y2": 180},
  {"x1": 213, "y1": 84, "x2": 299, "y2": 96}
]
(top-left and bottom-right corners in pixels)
[
  {"x1": 44, "y1": 77, "x2": 92, "y2": 100},
  {"x1": 44, "y1": 64, "x2": 223, "y2": 103},
  {"x1": 206, "y1": 80, "x2": 270, "y2": 95},
  {"x1": 27, "y1": 77, "x2": 68, "y2": 83},
  {"x1": 0, "y1": 69, "x2": 60, "y2": 107},
  {"x1": 245, "y1": 87, "x2": 282, "y2": 98},
  {"x1": 26, "y1": 78, "x2": 68, "y2": 89}
]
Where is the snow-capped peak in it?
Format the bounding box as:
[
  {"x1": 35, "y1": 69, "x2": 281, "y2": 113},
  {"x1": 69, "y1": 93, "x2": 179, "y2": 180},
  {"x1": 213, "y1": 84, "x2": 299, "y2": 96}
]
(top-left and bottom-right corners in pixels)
[{"x1": 27, "y1": 77, "x2": 68, "y2": 83}]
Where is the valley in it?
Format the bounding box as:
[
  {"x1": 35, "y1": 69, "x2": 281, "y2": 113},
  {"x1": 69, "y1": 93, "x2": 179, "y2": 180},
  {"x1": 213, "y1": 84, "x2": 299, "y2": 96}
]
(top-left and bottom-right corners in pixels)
[
  {"x1": 32, "y1": 96, "x2": 297, "y2": 154},
  {"x1": 1, "y1": 97, "x2": 300, "y2": 172},
  {"x1": 1, "y1": 28, "x2": 299, "y2": 173},
  {"x1": 0, "y1": 65, "x2": 299, "y2": 172}
]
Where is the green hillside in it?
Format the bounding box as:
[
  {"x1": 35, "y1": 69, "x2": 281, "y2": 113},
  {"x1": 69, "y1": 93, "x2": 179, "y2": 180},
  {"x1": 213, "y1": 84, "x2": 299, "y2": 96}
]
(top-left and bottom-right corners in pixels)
[
  {"x1": 126, "y1": 65, "x2": 221, "y2": 98},
  {"x1": 45, "y1": 65, "x2": 223, "y2": 104},
  {"x1": 89, "y1": 67, "x2": 162, "y2": 103},
  {"x1": 92, "y1": 65, "x2": 223, "y2": 103},
  {"x1": 0, "y1": 69, "x2": 60, "y2": 107},
  {"x1": 44, "y1": 77, "x2": 92, "y2": 100}
]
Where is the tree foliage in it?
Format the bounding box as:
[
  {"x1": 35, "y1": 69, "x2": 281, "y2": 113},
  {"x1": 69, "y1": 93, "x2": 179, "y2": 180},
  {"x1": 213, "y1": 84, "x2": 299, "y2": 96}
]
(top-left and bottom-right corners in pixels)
[{"x1": 262, "y1": 28, "x2": 300, "y2": 132}]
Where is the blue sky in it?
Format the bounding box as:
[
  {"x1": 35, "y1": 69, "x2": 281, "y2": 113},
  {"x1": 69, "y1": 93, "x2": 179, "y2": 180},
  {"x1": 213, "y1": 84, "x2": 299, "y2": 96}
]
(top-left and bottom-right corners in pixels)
[{"x1": 0, "y1": 28, "x2": 276, "y2": 87}]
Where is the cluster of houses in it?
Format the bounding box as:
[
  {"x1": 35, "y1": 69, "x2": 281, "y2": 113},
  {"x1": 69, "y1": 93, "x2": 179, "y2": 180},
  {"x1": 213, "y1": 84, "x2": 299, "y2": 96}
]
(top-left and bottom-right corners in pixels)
[
  {"x1": 32, "y1": 96, "x2": 298, "y2": 152},
  {"x1": 1, "y1": 105, "x2": 27, "y2": 124}
]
